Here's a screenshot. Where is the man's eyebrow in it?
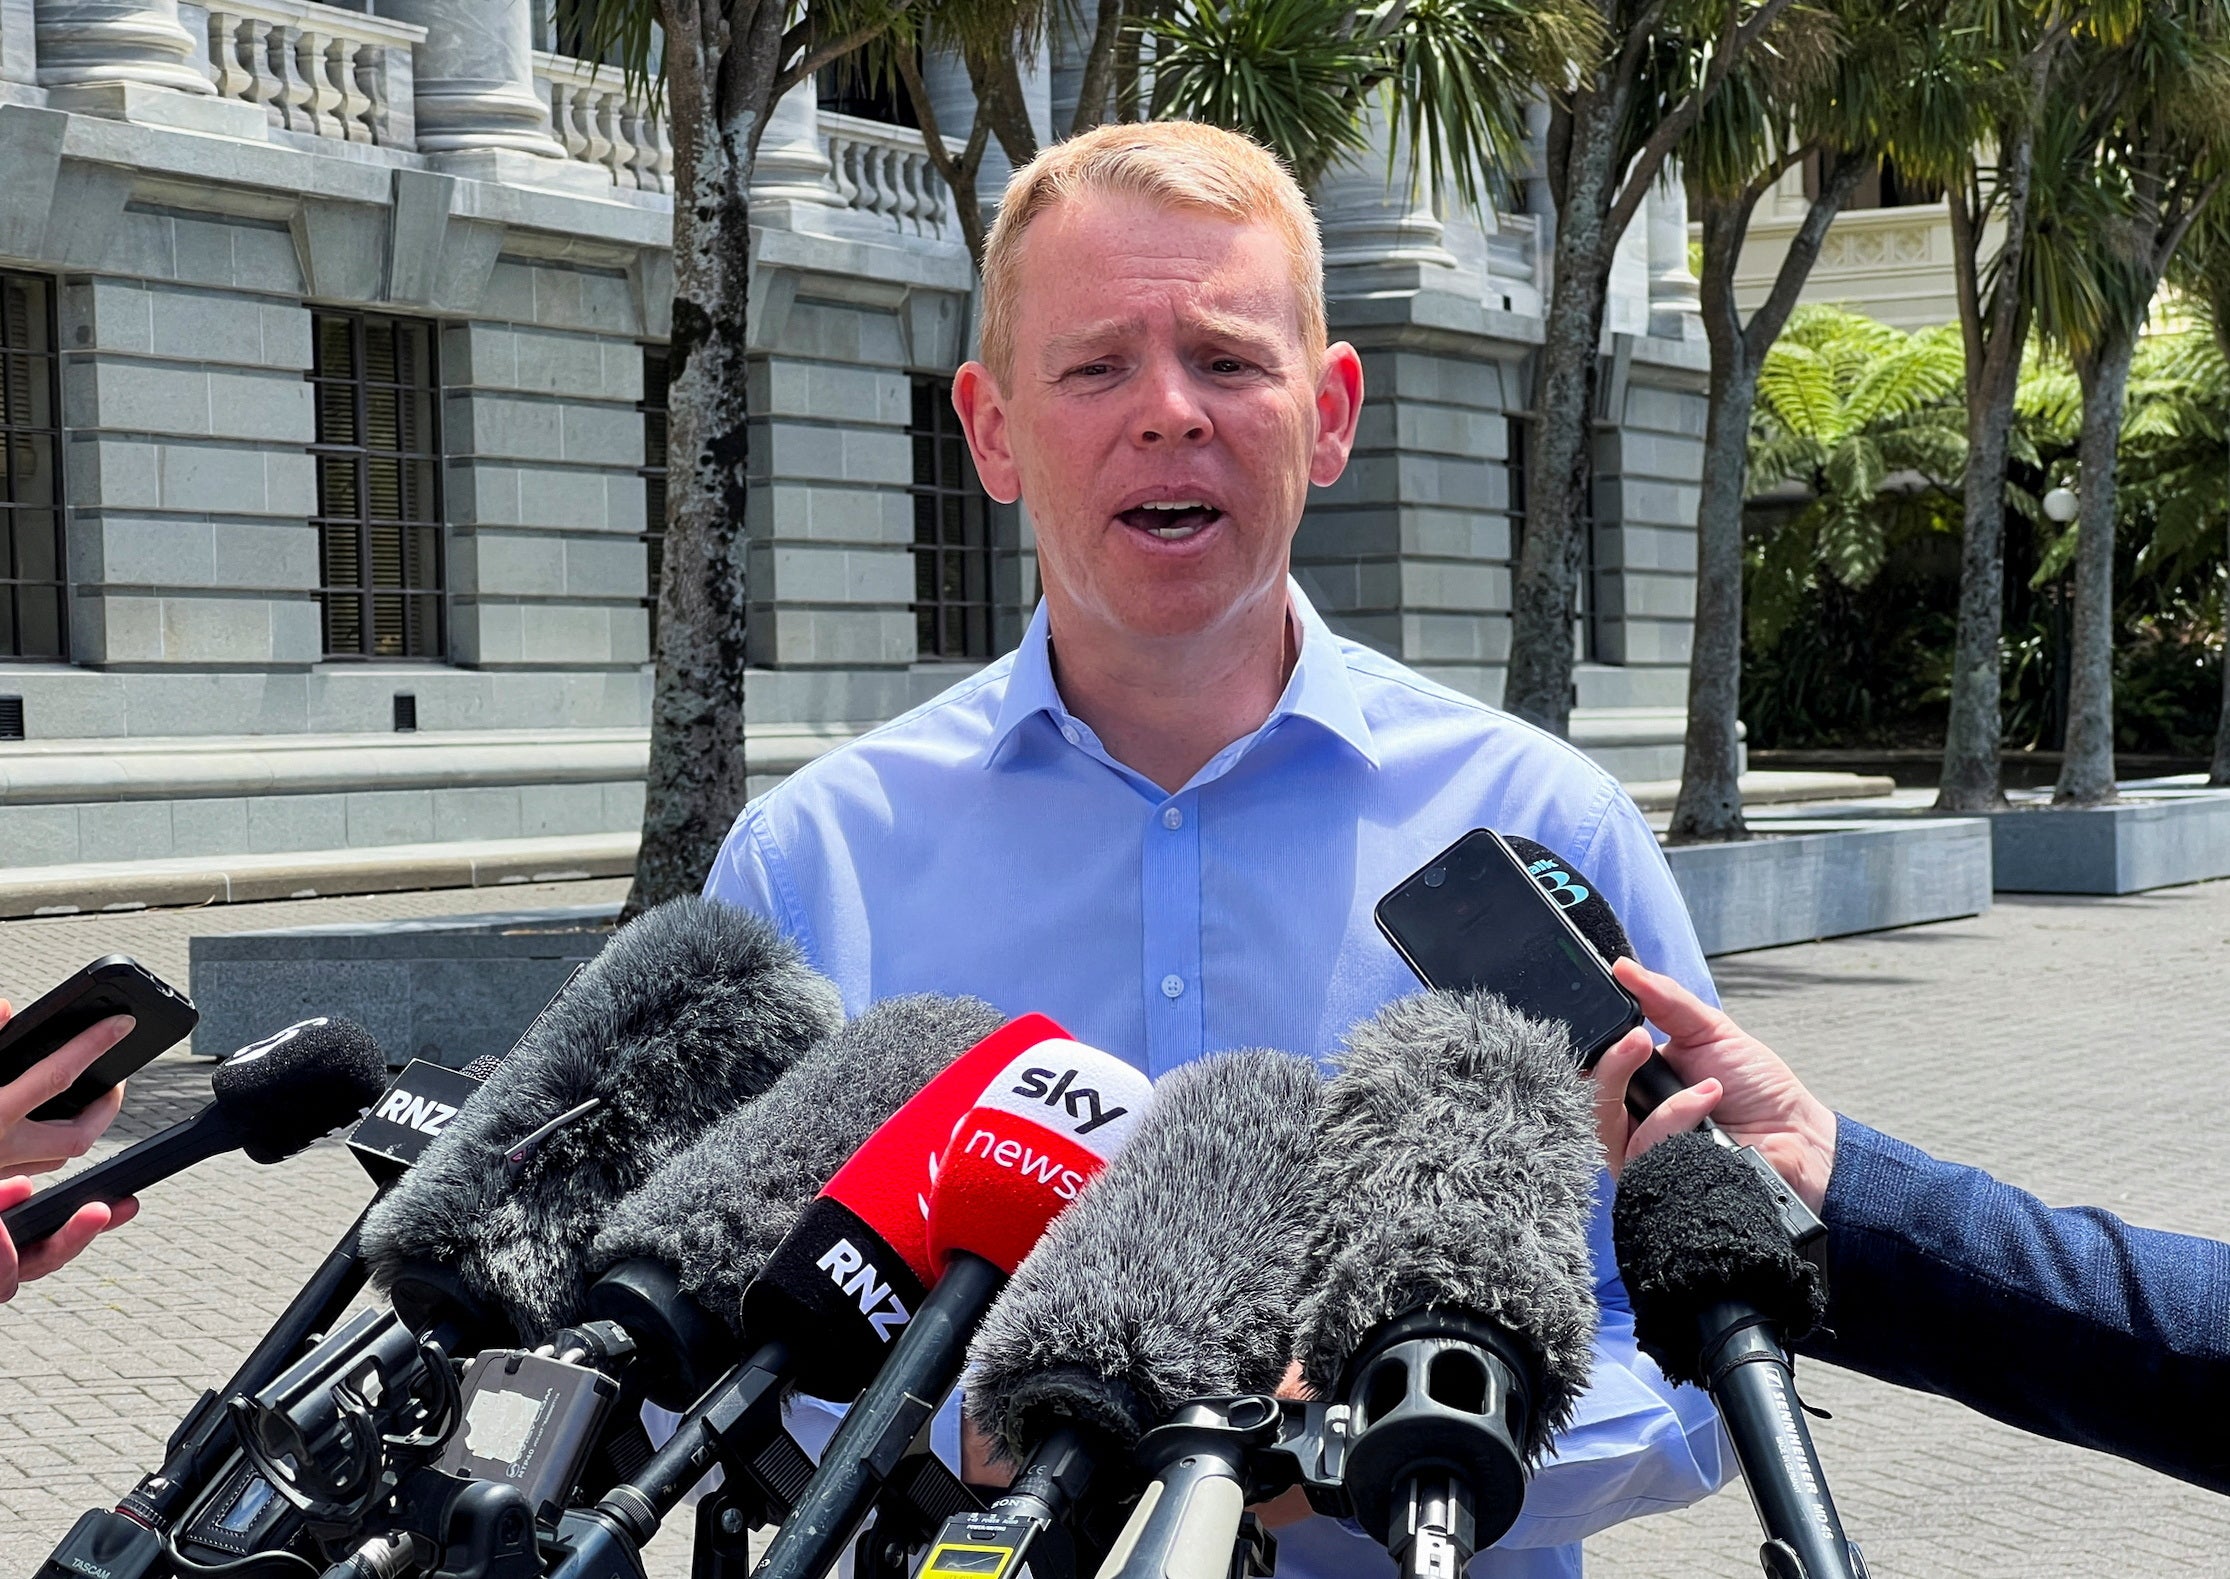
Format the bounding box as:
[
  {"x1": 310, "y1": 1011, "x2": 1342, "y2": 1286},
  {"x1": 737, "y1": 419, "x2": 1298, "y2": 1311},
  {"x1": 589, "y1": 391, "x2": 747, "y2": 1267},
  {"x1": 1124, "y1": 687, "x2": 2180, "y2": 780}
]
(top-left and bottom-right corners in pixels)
[{"x1": 1036, "y1": 310, "x2": 1292, "y2": 367}]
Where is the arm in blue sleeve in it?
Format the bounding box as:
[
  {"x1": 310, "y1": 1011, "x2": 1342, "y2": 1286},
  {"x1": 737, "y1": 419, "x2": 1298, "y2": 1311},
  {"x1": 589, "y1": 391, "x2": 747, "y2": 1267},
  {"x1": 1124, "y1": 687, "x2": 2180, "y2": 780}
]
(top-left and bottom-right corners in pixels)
[{"x1": 1805, "y1": 1116, "x2": 2230, "y2": 1493}]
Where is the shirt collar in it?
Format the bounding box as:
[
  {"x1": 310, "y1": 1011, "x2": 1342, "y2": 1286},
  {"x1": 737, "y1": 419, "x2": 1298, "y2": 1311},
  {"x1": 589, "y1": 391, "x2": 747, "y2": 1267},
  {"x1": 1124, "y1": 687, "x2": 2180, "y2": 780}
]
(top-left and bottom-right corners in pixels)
[{"x1": 983, "y1": 579, "x2": 1380, "y2": 773}]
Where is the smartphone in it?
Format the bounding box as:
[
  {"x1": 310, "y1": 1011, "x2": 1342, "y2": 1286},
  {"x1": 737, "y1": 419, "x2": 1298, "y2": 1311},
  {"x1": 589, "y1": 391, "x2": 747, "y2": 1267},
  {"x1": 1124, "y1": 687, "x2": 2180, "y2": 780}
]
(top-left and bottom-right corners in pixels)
[
  {"x1": 0, "y1": 955, "x2": 198, "y2": 1120},
  {"x1": 1374, "y1": 829, "x2": 1641, "y2": 1066}
]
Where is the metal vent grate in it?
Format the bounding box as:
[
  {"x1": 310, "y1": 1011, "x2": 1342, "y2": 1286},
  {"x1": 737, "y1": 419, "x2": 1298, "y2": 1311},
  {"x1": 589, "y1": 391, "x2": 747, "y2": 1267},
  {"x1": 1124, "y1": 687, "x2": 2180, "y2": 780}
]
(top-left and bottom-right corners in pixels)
[
  {"x1": 393, "y1": 692, "x2": 417, "y2": 732},
  {"x1": 0, "y1": 696, "x2": 22, "y2": 739}
]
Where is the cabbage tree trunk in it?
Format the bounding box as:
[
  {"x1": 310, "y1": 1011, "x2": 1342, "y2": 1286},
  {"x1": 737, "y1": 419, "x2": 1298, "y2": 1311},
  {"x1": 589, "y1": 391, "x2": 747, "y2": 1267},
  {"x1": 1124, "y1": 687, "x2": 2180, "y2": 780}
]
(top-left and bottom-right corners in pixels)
[
  {"x1": 2053, "y1": 322, "x2": 2136, "y2": 806},
  {"x1": 1672, "y1": 154, "x2": 1865, "y2": 842},
  {"x1": 626, "y1": 0, "x2": 792, "y2": 915}
]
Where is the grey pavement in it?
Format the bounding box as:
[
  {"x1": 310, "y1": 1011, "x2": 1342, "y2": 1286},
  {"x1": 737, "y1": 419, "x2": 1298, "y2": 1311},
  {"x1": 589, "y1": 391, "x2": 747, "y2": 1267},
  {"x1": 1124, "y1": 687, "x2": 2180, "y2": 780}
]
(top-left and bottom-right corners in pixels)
[{"x1": 3, "y1": 878, "x2": 2229, "y2": 1577}]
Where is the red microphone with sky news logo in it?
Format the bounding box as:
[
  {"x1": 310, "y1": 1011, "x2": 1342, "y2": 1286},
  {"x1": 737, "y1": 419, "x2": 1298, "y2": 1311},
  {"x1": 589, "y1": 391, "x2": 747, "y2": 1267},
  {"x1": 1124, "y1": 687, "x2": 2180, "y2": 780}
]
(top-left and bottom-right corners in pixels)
[{"x1": 754, "y1": 1037, "x2": 1153, "y2": 1579}]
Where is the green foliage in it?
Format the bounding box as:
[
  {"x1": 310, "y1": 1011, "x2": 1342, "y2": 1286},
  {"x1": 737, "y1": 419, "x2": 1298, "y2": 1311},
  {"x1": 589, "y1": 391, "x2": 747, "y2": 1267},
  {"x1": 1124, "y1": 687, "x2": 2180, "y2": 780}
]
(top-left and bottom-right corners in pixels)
[
  {"x1": 1743, "y1": 305, "x2": 2230, "y2": 754},
  {"x1": 1746, "y1": 304, "x2": 1967, "y2": 646},
  {"x1": 1146, "y1": 0, "x2": 1595, "y2": 202}
]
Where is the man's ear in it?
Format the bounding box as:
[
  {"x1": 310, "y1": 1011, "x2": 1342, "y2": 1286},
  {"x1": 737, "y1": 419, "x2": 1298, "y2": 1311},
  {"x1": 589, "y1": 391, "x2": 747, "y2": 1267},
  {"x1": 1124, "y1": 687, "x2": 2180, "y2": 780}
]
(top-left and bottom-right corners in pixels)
[
  {"x1": 1309, "y1": 341, "x2": 1365, "y2": 488},
  {"x1": 953, "y1": 361, "x2": 1021, "y2": 504}
]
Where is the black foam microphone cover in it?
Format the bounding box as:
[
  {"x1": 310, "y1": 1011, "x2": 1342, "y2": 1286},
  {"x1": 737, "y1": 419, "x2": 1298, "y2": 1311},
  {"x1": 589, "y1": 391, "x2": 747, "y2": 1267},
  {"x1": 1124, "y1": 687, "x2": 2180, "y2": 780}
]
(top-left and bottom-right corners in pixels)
[
  {"x1": 1501, "y1": 834, "x2": 1633, "y2": 963},
  {"x1": 360, "y1": 897, "x2": 844, "y2": 1339},
  {"x1": 209, "y1": 1017, "x2": 391, "y2": 1163},
  {"x1": 1611, "y1": 1129, "x2": 1828, "y2": 1387}
]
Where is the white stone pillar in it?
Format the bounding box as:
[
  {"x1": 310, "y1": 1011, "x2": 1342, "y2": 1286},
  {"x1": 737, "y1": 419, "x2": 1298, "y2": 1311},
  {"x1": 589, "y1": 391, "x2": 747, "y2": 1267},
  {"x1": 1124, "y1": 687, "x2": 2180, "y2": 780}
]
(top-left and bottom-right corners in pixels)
[
  {"x1": 1315, "y1": 106, "x2": 1458, "y2": 296},
  {"x1": 376, "y1": 0, "x2": 595, "y2": 189},
  {"x1": 1647, "y1": 169, "x2": 1702, "y2": 336},
  {"x1": 33, "y1": 0, "x2": 237, "y2": 120},
  {"x1": 751, "y1": 77, "x2": 838, "y2": 209}
]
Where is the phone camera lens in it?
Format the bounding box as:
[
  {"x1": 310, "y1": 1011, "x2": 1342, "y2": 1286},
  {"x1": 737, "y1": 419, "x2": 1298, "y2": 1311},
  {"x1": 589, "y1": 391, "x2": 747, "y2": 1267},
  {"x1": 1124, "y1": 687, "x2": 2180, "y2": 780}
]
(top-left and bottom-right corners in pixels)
[{"x1": 1423, "y1": 867, "x2": 1447, "y2": 889}]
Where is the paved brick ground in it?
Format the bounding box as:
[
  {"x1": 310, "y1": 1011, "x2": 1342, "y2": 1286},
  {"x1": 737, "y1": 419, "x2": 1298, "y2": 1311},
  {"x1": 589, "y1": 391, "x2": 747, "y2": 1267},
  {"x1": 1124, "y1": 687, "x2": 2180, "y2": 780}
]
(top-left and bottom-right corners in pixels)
[{"x1": 3, "y1": 877, "x2": 2228, "y2": 1577}]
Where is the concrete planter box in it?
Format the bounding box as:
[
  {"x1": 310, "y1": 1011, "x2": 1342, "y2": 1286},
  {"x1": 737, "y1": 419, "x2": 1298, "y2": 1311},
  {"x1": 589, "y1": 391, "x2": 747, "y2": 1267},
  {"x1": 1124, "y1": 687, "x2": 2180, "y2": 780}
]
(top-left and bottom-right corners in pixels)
[
  {"x1": 1664, "y1": 819, "x2": 1993, "y2": 957},
  {"x1": 190, "y1": 905, "x2": 615, "y2": 1067},
  {"x1": 1989, "y1": 787, "x2": 2230, "y2": 894}
]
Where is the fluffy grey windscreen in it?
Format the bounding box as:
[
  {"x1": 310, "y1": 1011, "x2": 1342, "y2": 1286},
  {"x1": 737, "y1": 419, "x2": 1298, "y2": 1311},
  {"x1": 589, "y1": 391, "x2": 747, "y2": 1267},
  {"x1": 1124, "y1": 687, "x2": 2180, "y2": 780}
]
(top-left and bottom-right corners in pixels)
[
  {"x1": 359, "y1": 897, "x2": 844, "y2": 1338},
  {"x1": 963, "y1": 1048, "x2": 1323, "y2": 1459},
  {"x1": 1293, "y1": 990, "x2": 1601, "y2": 1459},
  {"x1": 589, "y1": 993, "x2": 1009, "y2": 1327}
]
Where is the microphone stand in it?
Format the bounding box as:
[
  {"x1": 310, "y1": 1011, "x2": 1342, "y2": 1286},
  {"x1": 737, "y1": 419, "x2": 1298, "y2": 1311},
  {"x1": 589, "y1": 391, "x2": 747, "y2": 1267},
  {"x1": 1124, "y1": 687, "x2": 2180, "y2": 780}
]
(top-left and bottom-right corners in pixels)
[
  {"x1": 1623, "y1": 1060, "x2": 1865, "y2": 1579},
  {"x1": 35, "y1": 1211, "x2": 377, "y2": 1579}
]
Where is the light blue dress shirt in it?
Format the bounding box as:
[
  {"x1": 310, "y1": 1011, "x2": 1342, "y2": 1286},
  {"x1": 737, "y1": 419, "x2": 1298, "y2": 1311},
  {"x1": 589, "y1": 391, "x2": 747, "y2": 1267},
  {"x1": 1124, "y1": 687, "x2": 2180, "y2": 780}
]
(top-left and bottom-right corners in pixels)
[{"x1": 705, "y1": 584, "x2": 1729, "y2": 1576}]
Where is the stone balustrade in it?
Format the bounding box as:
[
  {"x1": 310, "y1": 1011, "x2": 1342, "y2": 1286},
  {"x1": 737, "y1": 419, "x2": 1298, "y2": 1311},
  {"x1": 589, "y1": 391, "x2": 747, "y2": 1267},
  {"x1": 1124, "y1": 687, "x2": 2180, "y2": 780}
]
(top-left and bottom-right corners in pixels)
[
  {"x1": 202, "y1": 1, "x2": 426, "y2": 147},
  {"x1": 1486, "y1": 212, "x2": 1539, "y2": 283},
  {"x1": 820, "y1": 112, "x2": 956, "y2": 239},
  {"x1": 532, "y1": 51, "x2": 672, "y2": 193}
]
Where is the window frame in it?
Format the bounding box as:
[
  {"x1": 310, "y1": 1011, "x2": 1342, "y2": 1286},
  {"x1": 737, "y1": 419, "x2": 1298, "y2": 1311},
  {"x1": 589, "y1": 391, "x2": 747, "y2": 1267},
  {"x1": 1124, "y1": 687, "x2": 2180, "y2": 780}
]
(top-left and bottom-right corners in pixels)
[
  {"x1": 307, "y1": 309, "x2": 449, "y2": 662},
  {"x1": 639, "y1": 343, "x2": 668, "y2": 658},
  {"x1": 908, "y1": 374, "x2": 1002, "y2": 662},
  {"x1": 0, "y1": 271, "x2": 67, "y2": 664}
]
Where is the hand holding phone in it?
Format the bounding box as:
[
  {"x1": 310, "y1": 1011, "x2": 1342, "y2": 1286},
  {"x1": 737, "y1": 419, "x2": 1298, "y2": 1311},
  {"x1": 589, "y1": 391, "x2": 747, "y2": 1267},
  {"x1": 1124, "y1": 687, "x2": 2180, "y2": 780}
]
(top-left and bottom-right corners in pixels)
[
  {"x1": 0, "y1": 1005, "x2": 143, "y2": 1300},
  {"x1": 0, "y1": 1005, "x2": 137, "y2": 1173}
]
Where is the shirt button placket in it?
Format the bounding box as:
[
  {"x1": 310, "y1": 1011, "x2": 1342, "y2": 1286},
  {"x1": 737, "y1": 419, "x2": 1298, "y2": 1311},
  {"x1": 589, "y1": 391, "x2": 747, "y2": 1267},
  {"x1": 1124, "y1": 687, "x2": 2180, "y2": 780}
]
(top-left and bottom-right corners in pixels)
[{"x1": 1141, "y1": 792, "x2": 1204, "y2": 1075}]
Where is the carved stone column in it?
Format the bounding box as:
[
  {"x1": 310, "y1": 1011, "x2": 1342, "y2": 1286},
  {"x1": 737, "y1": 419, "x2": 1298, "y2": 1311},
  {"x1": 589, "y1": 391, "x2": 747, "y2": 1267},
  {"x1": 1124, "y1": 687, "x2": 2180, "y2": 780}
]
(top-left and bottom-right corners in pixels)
[
  {"x1": 33, "y1": 0, "x2": 275, "y2": 128},
  {"x1": 1647, "y1": 168, "x2": 1702, "y2": 336},
  {"x1": 751, "y1": 77, "x2": 839, "y2": 211},
  {"x1": 1315, "y1": 107, "x2": 1458, "y2": 297},
  {"x1": 374, "y1": 0, "x2": 603, "y2": 192}
]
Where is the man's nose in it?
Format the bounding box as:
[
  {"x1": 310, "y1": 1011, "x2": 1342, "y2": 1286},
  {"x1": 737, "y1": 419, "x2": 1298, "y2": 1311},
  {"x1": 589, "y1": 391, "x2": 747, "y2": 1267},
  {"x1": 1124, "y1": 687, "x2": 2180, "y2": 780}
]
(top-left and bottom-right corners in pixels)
[{"x1": 1130, "y1": 360, "x2": 1212, "y2": 447}]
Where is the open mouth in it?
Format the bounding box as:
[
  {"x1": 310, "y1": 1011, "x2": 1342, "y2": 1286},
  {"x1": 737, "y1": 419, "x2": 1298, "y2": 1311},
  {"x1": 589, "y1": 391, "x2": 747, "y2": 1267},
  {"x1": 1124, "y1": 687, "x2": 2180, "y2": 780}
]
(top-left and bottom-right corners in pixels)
[{"x1": 1117, "y1": 500, "x2": 1225, "y2": 541}]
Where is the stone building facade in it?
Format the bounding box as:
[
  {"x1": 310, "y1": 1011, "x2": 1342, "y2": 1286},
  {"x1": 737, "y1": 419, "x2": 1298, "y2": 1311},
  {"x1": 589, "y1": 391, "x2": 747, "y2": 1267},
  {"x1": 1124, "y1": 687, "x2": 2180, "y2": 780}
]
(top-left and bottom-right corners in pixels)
[{"x1": 0, "y1": 0, "x2": 1708, "y2": 912}]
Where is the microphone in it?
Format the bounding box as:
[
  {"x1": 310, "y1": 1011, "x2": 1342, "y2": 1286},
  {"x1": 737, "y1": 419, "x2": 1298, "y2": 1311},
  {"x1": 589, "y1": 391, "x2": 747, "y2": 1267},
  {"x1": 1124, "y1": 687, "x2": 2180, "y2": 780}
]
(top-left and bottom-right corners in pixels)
[
  {"x1": 1295, "y1": 990, "x2": 1600, "y2": 1579},
  {"x1": 963, "y1": 1050, "x2": 1324, "y2": 1579},
  {"x1": 360, "y1": 896, "x2": 843, "y2": 1341},
  {"x1": 548, "y1": 1014, "x2": 1111, "y2": 1579},
  {"x1": 750, "y1": 1037, "x2": 1153, "y2": 1579},
  {"x1": 1509, "y1": 838, "x2": 1861, "y2": 1579},
  {"x1": 587, "y1": 993, "x2": 1012, "y2": 1408},
  {"x1": 4, "y1": 1016, "x2": 388, "y2": 1249}
]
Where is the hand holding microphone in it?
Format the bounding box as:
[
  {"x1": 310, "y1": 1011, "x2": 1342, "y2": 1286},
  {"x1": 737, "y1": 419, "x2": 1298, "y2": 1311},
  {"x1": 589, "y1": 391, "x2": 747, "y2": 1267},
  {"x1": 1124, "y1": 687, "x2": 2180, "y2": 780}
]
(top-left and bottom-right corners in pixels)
[{"x1": 1592, "y1": 958, "x2": 1837, "y2": 1213}]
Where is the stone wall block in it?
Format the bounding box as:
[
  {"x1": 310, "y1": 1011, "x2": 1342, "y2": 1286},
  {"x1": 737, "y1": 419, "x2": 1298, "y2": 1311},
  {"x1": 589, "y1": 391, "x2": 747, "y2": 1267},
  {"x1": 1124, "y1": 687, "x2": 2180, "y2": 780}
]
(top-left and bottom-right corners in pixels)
[
  {"x1": 231, "y1": 224, "x2": 308, "y2": 296},
  {"x1": 206, "y1": 369, "x2": 313, "y2": 444},
  {"x1": 148, "y1": 287, "x2": 300, "y2": 368},
  {"x1": 1622, "y1": 382, "x2": 1709, "y2": 437},
  {"x1": 512, "y1": 327, "x2": 611, "y2": 397},
  {"x1": 265, "y1": 450, "x2": 315, "y2": 518},
  {"x1": 603, "y1": 472, "x2": 647, "y2": 536},
  {"x1": 345, "y1": 789, "x2": 436, "y2": 847},
  {"x1": 246, "y1": 792, "x2": 350, "y2": 853},
  {"x1": 290, "y1": 200, "x2": 389, "y2": 303},
  {"x1": 517, "y1": 782, "x2": 608, "y2": 837},
  {"x1": 518, "y1": 603, "x2": 614, "y2": 664},
  {"x1": 431, "y1": 785, "x2": 524, "y2": 842},
  {"x1": 209, "y1": 520, "x2": 322, "y2": 591},
  {"x1": 1403, "y1": 558, "x2": 1505, "y2": 611},
  {"x1": 79, "y1": 800, "x2": 173, "y2": 863},
  {"x1": 458, "y1": 392, "x2": 564, "y2": 462},
  {"x1": 563, "y1": 533, "x2": 645, "y2": 598},
  {"x1": 79, "y1": 358, "x2": 211, "y2": 436},
  {"x1": 452, "y1": 600, "x2": 523, "y2": 664},
  {"x1": 69, "y1": 433, "x2": 158, "y2": 508},
  {"x1": 80, "y1": 515, "x2": 216, "y2": 585},
  {"x1": 557, "y1": 403, "x2": 642, "y2": 466},
  {"x1": 459, "y1": 530, "x2": 566, "y2": 596},
  {"x1": 160, "y1": 593, "x2": 279, "y2": 663},
  {"x1": 0, "y1": 804, "x2": 82, "y2": 866},
  {"x1": 171, "y1": 797, "x2": 252, "y2": 857},
  {"x1": 66, "y1": 278, "x2": 153, "y2": 354},
  {"x1": 387, "y1": 168, "x2": 458, "y2": 307}
]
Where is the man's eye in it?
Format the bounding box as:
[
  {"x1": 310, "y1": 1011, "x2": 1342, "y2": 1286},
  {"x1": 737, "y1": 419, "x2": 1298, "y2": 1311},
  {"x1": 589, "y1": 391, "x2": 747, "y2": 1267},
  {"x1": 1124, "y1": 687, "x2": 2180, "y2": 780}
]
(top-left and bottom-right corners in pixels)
[
  {"x1": 1208, "y1": 357, "x2": 1251, "y2": 375},
  {"x1": 1070, "y1": 361, "x2": 1115, "y2": 378}
]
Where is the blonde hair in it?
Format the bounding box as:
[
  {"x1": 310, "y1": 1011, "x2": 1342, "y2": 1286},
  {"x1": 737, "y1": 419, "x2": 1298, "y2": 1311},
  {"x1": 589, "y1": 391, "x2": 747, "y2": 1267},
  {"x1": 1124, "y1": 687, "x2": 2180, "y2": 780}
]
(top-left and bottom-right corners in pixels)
[{"x1": 978, "y1": 121, "x2": 1326, "y2": 381}]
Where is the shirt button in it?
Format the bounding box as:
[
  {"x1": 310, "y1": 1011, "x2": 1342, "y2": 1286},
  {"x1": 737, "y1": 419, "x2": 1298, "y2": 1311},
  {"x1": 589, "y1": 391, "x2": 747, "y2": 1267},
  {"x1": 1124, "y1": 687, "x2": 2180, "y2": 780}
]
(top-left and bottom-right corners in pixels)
[
  {"x1": 1061, "y1": 724, "x2": 1081, "y2": 746},
  {"x1": 1161, "y1": 807, "x2": 1183, "y2": 830},
  {"x1": 1160, "y1": 974, "x2": 1185, "y2": 1000}
]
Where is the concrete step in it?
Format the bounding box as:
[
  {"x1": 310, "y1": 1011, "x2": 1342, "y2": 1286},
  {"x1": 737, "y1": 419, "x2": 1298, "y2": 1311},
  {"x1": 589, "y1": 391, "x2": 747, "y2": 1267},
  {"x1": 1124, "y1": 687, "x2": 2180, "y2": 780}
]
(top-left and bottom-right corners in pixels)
[{"x1": 0, "y1": 833, "x2": 639, "y2": 919}]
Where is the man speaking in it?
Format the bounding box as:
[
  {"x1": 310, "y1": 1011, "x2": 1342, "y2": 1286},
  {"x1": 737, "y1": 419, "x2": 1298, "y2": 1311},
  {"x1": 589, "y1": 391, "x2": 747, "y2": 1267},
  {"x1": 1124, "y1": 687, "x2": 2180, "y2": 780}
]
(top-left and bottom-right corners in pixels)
[{"x1": 705, "y1": 121, "x2": 1725, "y2": 1573}]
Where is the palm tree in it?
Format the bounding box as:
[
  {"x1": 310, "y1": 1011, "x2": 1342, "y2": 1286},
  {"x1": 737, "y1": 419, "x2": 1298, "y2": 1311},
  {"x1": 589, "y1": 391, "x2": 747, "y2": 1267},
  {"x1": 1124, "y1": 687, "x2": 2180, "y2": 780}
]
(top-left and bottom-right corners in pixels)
[
  {"x1": 1744, "y1": 307, "x2": 1969, "y2": 648},
  {"x1": 1669, "y1": 0, "x2": 1935, "y2": 842},
  {"x1": 2178, "y1": 212, "x2": 2230, "y2": 784},
  {"x1": 2022, "y1": 0, "x2": 2230, "y2": 807},
  {"x1": 558, "y1": 0, "x2": 898, "y2": 915}
]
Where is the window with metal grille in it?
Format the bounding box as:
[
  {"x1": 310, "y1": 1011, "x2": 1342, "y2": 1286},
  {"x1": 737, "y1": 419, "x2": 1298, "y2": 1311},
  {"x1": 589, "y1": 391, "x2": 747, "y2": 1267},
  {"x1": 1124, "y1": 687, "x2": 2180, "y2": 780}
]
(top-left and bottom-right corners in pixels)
[
  {"x1": 910, "y1": 376, "x2": 998, "y2": 661},
  {"x1": 640, "y1": 345, "x2": 667, "y2": 654},
  {"x1": 1505, "y1": 413, "x2": 1607, "y2": 663},
  {"x1": 1, "y1": 273, "x2": 65, "y2": 662},
  {"x1": 310, "y1": 312, "x2": 445, "y2": 659}
]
